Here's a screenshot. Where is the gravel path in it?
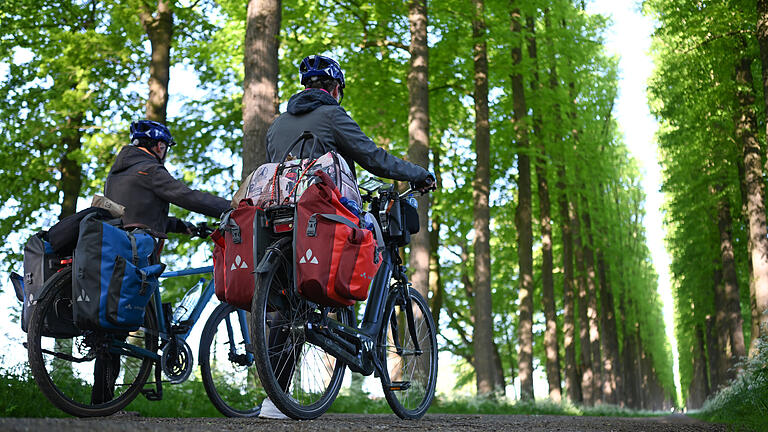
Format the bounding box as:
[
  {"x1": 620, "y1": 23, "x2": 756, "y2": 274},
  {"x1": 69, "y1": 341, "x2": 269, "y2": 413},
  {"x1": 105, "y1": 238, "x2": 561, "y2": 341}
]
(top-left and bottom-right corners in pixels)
[{"x1": 0, "y1": 413, "x2": 725, "y2": 431}]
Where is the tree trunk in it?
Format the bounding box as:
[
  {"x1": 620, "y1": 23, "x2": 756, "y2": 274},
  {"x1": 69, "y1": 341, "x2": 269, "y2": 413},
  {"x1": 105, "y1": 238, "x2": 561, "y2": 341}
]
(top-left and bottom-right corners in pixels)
[
  {"x1": 705, "y1": 309, "x2": 722, "y2": 392},
  {"x1": 139, "y1": 0, "x2": 173, "y2": 124},
  {"x1": 582, "y1": 209, "x2": 603, "y2": 403},
  {"x1": 59, "y1": 114, "x2": 83, "y2": 219},
  {"x1": 510, "y1": 3, "x2": 534, "y2": 401},
  {"x1": 621, "y1": 298, "x2": 640, "y2": 409},
  {"x1": 471, "y1": 0, "x2": 496, "y2": 397},
  {"x1": 734, "y1": 47, "x2": 768, "y2": 346},
  {"x1": 407, "y1": 0, "x2": 431, "y2": 300},
  {"x1": 527, "y1": 14, "x2": 562, "y2": 403},
  {"x1": 752, "y1": 0, "x2": 768, "y2": 353},
  {"x1": 573, "y1": 199, "x2": 594, "y2": 406},
  {"x1": 735, "y1": 155, "x2": 759, "y2": 355},
  {"x1": 716, "y1": 191, "x2": 747, "y2": 365},
  {"x1": 429, "y1": 144, "x2": 444, "y2": 326},
  {"x1": 242, "y1": 0, "x2": 280, "y2": 178},
  {"x1": 597, "y1": 251, "x2": 620, "y2": 405},
  {"x1": 687, "y1": 324, "x2": 710, "y2": 409},
  {"x1": 714, "y1": 266, "x2": 733, "y2": 384},
  {"x1": 558, "y1": 166, "x2": 581, "y2": 403}
]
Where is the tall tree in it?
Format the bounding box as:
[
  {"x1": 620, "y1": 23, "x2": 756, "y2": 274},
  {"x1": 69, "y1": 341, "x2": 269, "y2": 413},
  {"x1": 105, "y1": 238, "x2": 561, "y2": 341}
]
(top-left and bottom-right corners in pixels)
[
  {"x1": 407, "y1": 0, "x2": 432, "y2": 303},
  {"x1": 716, "y1": 187, "x2": 747, "y2": 368},
  {"x1": 510, "y1": 2, "x2": 534, "y2": 401},
  {"x1": 139, "y1": 0, "x2": 174, "y2": 123},
  {"x1": 755, "y1": 0, "x2": 768, "y2": 350},
  {"x1": 470, "y1": 0, "x2": 496, "y2": 397},
  {"x1": 734, "y1": 45, "x2": 768, "y2": 345},
  {"x1": 527, "y1": 13, "x2": 561, "y2": 402},
  {"x1": 242, "y1": 0, "x2": 281, "y2": 178}
]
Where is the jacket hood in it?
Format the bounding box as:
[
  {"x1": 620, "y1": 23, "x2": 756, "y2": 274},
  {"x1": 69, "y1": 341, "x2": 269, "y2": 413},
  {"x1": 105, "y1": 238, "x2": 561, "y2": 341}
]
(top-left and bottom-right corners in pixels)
[
  {"x1": 110, "y1": 145, "x2": 160, "y2": 174},
  {"x1": 286, "y1": 88, "x2": 339, "y2": 115}
]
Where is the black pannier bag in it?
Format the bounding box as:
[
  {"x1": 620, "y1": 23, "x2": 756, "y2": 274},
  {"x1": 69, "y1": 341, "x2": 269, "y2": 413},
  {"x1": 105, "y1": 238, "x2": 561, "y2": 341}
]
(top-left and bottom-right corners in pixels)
[
  {"x1": 72, "y1": 213, "x2": 164, "y2": 331},
  {"x1": 47, "y1": 207, "x2": 113, "y2": 256},
  {"x1": 371, "y1": 195, "x2": 419, "y2": 248},
  {"x1": 21, "y1": 231, "x2": 80, "y2": 337}
]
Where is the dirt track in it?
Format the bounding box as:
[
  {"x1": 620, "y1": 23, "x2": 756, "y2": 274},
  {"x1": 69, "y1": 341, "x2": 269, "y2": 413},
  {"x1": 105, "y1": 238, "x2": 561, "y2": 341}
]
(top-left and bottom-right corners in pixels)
[{"x1": 0, "y1": 413, "x2": 725, "y2": 431}]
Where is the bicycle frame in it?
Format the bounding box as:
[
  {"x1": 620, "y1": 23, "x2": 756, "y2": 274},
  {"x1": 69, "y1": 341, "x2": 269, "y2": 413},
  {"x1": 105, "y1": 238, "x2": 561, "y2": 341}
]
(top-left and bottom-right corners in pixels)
[
  {"x1": 301, "y1": 242, "x2": 411, "y2": 389},
  {"x1": 111, "y1": 265, "x2": 251, "y2": 366}
]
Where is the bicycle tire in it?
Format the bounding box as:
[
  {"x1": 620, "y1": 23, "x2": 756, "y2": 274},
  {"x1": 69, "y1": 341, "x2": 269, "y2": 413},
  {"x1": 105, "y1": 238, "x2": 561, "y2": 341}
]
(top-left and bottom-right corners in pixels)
[
  {"x1": 27, "y1": 267, "x2": 158, "y2": 417},
  {"x1": 250, "y1": 241, "x2": 348, "y2": 420},
  {"x1": 379, "y1": 287, "x2": 438, "y2": 419},
  {"x1": 199, "y1": 302, "x2": 264, "y2": 417}
]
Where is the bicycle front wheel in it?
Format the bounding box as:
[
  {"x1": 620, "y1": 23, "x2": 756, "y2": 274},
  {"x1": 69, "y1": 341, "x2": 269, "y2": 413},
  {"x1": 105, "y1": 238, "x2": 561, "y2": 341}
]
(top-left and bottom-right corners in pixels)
[
  {"x1": 27, "y1": 268, "x2": 158, "y2": 417},
  {"x1": 199, "y1": 302, "x2": 265, "y2": 417},
  {"x1": 379, "y1": 287, "x2": 438, "y2": 419},
  {"x1": 250, "y1": 242, "x2": 348, "y2": 420}
]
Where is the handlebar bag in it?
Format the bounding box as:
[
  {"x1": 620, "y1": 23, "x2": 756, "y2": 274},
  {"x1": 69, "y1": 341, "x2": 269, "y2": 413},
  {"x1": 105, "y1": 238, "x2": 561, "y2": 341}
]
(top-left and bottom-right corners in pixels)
[
  {"x1": 213, "y1": 200, "x2": 270, "y2": 310},
  {"x1": 294, "y1": 170, "x2": 382, "y2": 307},
  {"x1": 72, "y1": 213, "x2": 164, "y2": 331},
  {"x1": 20, "y1": 232, "x2": 79, "y2": 337}
]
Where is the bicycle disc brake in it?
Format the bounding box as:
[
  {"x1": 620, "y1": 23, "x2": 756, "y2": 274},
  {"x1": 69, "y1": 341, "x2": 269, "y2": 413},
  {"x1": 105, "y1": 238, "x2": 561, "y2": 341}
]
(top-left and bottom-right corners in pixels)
[{"x1": 161, "y1": 338, "x2": 193, "y2": 384}]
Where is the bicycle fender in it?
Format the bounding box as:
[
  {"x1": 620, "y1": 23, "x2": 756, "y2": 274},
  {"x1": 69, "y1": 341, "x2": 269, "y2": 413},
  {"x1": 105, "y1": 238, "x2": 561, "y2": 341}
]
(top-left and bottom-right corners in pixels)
[
  {"x1": 255, "y1": 237, "x2": 292, "y2": 274},
  {"x1": 36, "y1": 269, "x2": 71, "y2": 303}
]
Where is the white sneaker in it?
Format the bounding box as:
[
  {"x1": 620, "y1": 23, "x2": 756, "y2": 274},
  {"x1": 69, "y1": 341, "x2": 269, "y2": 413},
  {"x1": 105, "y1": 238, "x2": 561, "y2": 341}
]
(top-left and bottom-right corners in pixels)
[{"x1": 259, "y1": 397, "x2": 289, "y2": 419}]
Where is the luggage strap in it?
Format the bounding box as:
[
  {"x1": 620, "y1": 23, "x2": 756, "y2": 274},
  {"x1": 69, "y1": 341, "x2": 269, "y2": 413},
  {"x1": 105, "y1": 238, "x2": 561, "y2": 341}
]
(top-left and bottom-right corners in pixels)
[
  {"x1": 129, "y1": 233, "x2": 139, "y2": 266},
  {"x1": 307, "y1": 213, "x2": 385, "y2": 264},
  {"x1": 220, "y1": 209, "x2": 242, "y2": 244}
]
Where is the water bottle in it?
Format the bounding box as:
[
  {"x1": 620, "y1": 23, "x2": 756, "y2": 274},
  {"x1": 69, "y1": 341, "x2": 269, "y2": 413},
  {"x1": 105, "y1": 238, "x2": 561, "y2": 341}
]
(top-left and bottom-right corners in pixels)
[
  {"x1": 172, "y1": 278, "x2": 205, "y2": 325},
  {"x1": 407, "y1": 195, "x2": 418, "y2": 209},
  {"x1": 339, "y1": 196, "x2": 361, "y2": 217}
]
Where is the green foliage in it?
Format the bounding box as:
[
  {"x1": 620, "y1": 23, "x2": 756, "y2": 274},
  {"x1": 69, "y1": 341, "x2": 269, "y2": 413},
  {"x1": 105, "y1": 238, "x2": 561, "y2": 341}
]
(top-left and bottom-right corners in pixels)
[
  {"x1": 645, "y1": 0, "x2": 758, "y2": 403},
  {"x1": 1, "y1": 0, "x2": 673, "y2": 410},
  {"x1": 0, "y1": 361, "x2": 68, "y2": 418},
  {"x1": 693, "y1": 337, "x2": 768, "y2": 431}
]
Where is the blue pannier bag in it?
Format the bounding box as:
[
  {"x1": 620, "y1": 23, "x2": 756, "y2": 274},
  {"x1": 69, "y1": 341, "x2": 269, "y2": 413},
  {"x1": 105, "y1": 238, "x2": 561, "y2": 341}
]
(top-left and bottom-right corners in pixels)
[{"x1": 72, "y1": 212, "x2": 165, "y2": 331}]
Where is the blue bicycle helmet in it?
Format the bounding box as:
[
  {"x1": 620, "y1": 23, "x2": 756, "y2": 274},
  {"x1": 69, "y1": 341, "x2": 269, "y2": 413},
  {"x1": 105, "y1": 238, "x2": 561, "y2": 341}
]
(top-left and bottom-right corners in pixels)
[
  {"x1": 299, "y1": 55, "x2": 346, "y2": 89},
  {"x1": 130, "y1": 120, "x2": 175, "y2": 147}
]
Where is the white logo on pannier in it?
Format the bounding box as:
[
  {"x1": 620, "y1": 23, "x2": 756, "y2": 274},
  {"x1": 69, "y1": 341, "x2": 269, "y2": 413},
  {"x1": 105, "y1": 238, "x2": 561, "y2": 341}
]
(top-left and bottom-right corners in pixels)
[
  {"x1": 76, "y1": 289, "x2": 90, "y2": 302},
  {"x1": 299, "y1": 249, "x2": 319, "y2": 264},
  {"x1": 231, "y1": 255, "x2": 248, "y2": 271}
]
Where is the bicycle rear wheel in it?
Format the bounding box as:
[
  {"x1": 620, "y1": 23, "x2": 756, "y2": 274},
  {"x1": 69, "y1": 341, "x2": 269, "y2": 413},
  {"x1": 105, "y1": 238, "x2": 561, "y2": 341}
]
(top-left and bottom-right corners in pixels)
[
  {"x1": 199, "y1": 302, "x2": 265, "y2": 417},
  {"x1": 379, "y1": 287, "x2": 438, "y2": 419},
  {"x1": 27, "y1": 268, "x2": 158, "y2": 417},
  {"x1": 250, "y1": 241, "x2": 348, "y2": 420}
]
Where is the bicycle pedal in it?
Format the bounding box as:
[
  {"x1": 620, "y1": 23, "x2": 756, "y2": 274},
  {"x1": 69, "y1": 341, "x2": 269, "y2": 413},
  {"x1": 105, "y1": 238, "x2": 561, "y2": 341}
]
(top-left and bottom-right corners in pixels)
[
  {"x1": 388, "y1": 381, "x2": 411, "y2": 391},
  {"x1": 141, "y1": 388, "x2": 163, "y2": 401}
]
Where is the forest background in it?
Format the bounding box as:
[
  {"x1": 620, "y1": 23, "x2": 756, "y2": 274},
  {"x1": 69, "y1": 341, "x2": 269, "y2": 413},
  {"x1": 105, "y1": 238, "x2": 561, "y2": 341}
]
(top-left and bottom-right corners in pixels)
[{"x1": 1, "y1": 0, "x2": 767, "y2": 427}]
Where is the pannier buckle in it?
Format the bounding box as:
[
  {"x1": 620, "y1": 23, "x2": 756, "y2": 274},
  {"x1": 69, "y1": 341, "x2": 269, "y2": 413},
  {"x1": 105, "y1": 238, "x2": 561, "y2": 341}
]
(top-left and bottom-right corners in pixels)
[
  {"x1": 306, "y1": 215, "x2": 317, "y2": 237},
  {"x1": 231, "y1": 225, "x2": 241, "y2": 244}
]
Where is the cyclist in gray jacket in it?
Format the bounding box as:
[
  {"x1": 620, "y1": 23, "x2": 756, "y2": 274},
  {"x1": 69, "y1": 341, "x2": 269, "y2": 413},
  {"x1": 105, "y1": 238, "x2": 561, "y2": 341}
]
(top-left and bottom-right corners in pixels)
[
  {"x1": 105, "y1": 120, "x2": 230, "y2": 235},
  {"x1": 93, "y1": 120, "x2": 229, "y2": 405},
  {"x1": 266, "y1": 55, "x2": 434, "y2": 190},
  {"x1": 260, "y1": 55, "x2": 434, "y2": 420}
]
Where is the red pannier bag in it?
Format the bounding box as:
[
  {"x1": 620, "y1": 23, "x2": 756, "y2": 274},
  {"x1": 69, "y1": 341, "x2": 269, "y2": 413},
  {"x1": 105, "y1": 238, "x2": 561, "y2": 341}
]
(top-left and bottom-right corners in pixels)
[
  {"x1": 295, "y1": 170, "x2": 382, "y2": 307},
  {"x1": 211, "y1": 199, "x2": 262, "y2": 309}
]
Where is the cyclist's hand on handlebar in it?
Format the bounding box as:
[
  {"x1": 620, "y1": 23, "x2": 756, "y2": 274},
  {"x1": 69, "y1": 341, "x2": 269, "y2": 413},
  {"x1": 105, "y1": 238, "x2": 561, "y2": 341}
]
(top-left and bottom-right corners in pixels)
[
  {"x1": 412, "y1": 172, "x2": 436, "y2": 194},
  {"x1": 192, "y1": 222, "x2": 214, "y2": 238}
]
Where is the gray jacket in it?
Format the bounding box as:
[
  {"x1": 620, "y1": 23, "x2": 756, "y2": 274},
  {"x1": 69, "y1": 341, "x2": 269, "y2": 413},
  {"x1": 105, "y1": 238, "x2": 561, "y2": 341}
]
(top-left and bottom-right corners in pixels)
[
  {"x1": 266, "y1": 89, "x2": 429, "y2": 183},
  {"x1": 104, "y1": 145, "x2": 230, "y2": 233}
]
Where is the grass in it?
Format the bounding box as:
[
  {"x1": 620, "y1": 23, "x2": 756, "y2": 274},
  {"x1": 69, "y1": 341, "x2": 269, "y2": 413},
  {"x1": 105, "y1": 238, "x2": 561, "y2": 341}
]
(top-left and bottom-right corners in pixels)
[
  {"x1": 688, "y1": 337, "x2": 768, "y2": 431},
  {"x1": 0, "y1": 359, "x2": 680, "y2": 421}
]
